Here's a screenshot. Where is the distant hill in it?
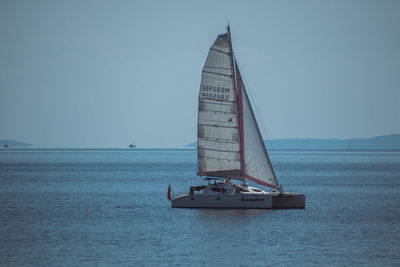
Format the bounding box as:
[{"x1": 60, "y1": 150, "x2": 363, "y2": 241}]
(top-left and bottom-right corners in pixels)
[
  {"x1": 1, "y1": 139, "x2": 32, "y2": 148},
  {"x1": 186, "y1": 134, "x2": 400, "y2": 150}
]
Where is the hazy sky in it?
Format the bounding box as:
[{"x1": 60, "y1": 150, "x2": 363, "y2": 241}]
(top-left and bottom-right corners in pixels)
[{"x1": 1, "y1": 0, "x2": 399, "y2": 148}]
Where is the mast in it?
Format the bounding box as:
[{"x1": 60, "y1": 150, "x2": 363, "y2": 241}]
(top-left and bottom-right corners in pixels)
[
  {"x1": 226, "y1": 24, "x2": 236, "y2": 94},
  {"x1": 227, "y1": 24, "x2": 245, "y2": 182}
]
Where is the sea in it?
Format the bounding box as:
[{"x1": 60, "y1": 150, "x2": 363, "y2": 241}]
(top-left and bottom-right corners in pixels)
[{"x1": 1, "y1": 148, "x2": 399, "y2": 266}]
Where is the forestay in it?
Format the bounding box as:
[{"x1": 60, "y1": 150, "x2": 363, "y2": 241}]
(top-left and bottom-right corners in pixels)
[{"x1": 197, "y1": 33, "x2": 241, "y2": 179}]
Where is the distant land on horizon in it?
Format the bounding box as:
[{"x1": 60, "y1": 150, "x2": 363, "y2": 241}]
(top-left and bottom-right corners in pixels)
[
  {"x1": 1, "y1": 139, "x2": 32, "y2": 148},
  {"x1": 185, "y1": 134, "x2": 400, "y2": 150},
  {"x1": 3, "y1": 134, "x2": 399, "y2": 149}
]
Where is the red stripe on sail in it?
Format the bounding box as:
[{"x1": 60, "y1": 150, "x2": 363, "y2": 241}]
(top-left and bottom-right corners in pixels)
[
  {"x1": 235, "y1": 62, "x2": 245, "y2": 175},
  {"x1": 245, "y1": 174, "x2": 277, "y2": 189}
]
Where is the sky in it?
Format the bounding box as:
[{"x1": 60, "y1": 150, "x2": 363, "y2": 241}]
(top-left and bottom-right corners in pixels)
[{"x1": 0, "y1": 0, "x2": 399, "y2": 148}]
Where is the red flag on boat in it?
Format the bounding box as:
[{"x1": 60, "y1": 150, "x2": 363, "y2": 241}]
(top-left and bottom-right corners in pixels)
[{"x1": 167, "y1": 184, "x2": 172, "y2": 201}]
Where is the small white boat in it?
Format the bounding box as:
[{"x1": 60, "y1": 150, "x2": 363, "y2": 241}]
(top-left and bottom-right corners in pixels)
[{"x1": 170, "y1": 25, "x2": 305, "y2": 209}]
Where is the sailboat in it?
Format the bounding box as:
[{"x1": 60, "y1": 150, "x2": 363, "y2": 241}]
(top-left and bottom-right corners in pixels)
[{"x1": 170, "y1": 25, "x2": 305, "y2": 209}]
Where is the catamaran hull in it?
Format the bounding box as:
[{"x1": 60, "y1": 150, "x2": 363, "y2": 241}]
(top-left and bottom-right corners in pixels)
[
  {"x1": 172, "y1": 194, "x2": 272, "y2": 209},
  {"x1": 272, "y1": 193, "x2": 305, "y2": 209},
  {"x1": 171, "y1": 193, "x2": 305, "y2": 209}
]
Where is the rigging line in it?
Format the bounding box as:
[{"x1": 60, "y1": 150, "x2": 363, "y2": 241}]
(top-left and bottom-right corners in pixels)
[
  {"x1": 198, "y1": 147, "x2": 239, "y2": 153},
  {"x1": 202, "y1": 76, "x2": 231, "y2": 82},
  {"x1": 210, "y1": 47, "x2": 231, "y2": 55},
  {"x1": 202, "y1": 155, "x2": 240, "y2": 161},
  {"x1": 200, "y1": 115, "x2": 236, "y2": 121},
  {"x1": 203, "y1": 71, "x2": 232, "y2": 78},
  {"x1": 199, "y1": 117, "x2": 237, "y2": 123},
  {"x1": 235, "y1": 59, "x2": 294, "y2": 192},
  {"x1": 204, "y1": 66, "x2": 231, "y2": 70},
  {"x1": 199, "y1": 99, "x2": 236, "y2": 104},
  {"x1": 199, "y1": 112, "x2": 236, "y2": 117},
  {"x1": 198, "y1": 123, "x2": 237, "y2": 129},
  {"x1": 199, "y1": 100, "x2": 236, "y2": 106},
  {"x1": 198, "y1": 138, "x2": 239, "y2": 145}
]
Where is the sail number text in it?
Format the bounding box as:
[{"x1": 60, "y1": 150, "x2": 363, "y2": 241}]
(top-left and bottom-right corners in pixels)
[{"x1": 200, "y1": 85, "x2": 230, "y2": 101}]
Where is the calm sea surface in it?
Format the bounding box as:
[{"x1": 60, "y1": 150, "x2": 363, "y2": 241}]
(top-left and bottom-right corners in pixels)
[{"x1": 1, "y1": 149, "x2": 399, "y2": 266}]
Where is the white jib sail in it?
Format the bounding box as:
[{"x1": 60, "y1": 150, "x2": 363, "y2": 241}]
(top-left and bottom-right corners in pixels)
[
  {"x1": 197, "y1": 33, "x2": 241, "y2": 179},
  {"x1": 236, "y1": 64, "x2": 279, "y2": 188}
]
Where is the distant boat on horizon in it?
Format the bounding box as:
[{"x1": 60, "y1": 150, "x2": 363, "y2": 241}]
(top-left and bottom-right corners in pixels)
[
  {"x1": 3, "y1": 137, "x2": 8, "y2": 148},
  {"x1": 129, "y1": 144, "x2": 136, "y2": 148},
  {"x1": 169, "y1": 25, "x2": 305, "y2": 209}
]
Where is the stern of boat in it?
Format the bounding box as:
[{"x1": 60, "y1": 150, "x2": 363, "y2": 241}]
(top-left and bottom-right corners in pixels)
[{"x1": 271, "y1": 192, "x2": 305, "y2": 209}]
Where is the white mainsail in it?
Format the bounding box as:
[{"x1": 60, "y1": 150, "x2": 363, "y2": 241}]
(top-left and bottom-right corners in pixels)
[{"x1": 197, "y1": 33, "x2": 241, "y2": 179}]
